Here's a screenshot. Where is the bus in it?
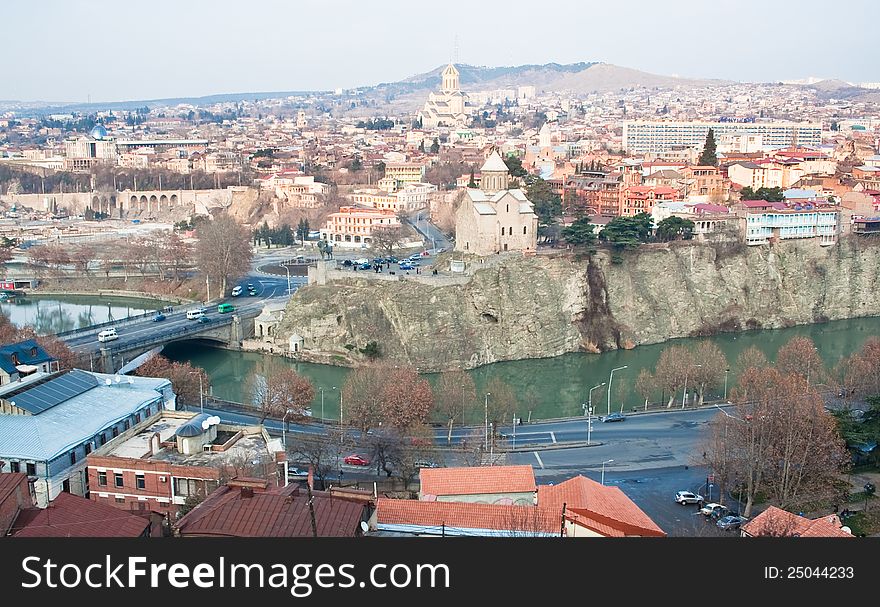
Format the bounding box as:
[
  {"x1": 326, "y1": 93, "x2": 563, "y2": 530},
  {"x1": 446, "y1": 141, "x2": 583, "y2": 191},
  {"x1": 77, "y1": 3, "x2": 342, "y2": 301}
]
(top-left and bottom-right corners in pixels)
[{"x1": 217, "y1": 303, "x2": 235, "y2": 314}]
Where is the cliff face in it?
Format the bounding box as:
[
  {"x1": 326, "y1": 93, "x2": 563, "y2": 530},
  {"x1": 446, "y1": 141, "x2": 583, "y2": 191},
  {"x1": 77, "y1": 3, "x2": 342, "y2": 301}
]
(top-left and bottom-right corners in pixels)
[{"x1": 276, "y1": 239, "x2": 880, "y2": 371}]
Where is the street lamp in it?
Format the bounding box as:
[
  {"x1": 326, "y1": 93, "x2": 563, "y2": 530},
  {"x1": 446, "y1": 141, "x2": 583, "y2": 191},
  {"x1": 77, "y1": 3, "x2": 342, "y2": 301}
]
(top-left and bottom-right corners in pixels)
[
  {"x1": 484, "y1": 393, "x2": 491, "y2": 451},
  {"x1": 512, "y1": 413, "x2": 517, "y2": 450},
  {"x1": 587, "y1": 382, "x2": 605, "y2": 416},
  {"x1": 284, "y1": 263, "x2": 292, "y2": 295},
  {"x1": 282, "y1": 408, "x2": 295, "y2": 451},
  {"x1": 607, "y1": 366, "x2": 627, "y2": 416},
  {"x1": 601, "y1": 459, "x2": 614, "y2": 485},
  {"x1": 724, "y1": 367, "x2": 730, "y2": 401},
  {"x1": 682, "y1": 364, "x2": 702, "y2": 409}
]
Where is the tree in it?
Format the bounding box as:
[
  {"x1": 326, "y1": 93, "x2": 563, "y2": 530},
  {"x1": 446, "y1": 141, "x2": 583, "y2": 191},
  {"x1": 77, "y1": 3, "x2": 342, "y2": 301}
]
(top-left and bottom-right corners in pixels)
[
  {"x1": 435, "y1": 369, "x2": 477, "y2": 444},
  {"x1": 600, "y1": 212, "x2": 653, "y2": 250},
  {"x1": 379, "y1": 366, "x2": 433, "y2": 431},
  {"x1": 525, "y1": 177, "x2": 562, "y2": 226},
  {"x1": 634, "y1": 368, "x2": 656, "y2": 411},
  {"x1": 467, "y1": 168, "x2": 477, "y2": 188},
  {"x1": 349, "y1": 156, "x2": 363, "y2": 171},
  {"x1": 485, "y1": 378, "x2": 518, "y2": 442},
  {"x1": 430, "y1": 138, "x2": 440, "y2": 154},
  {"x1": 296, "y1": 218, "x2": 310, "y2": 245},
  {"x1": 503, "y1": 155, "x2": 529, "y2": 178},
  {"x1": 370, "y1": 224, "x2": 405, "y2": 258},
  {"x1": 135, "y1": 355, "x2": 209, "y2": 406},
  {"x1": 705, "y1": 368, "x2": 849, "y2": 517},
  {"x1": 194, "y1": 214, "x2": 253, "y2": 298},
  {"x1": 654, "y1": 345, "x2": 694, "y2": 407},
  {"x1": 740, "y1": 186, "x2": 784, "y2": 202},
  {"x1": 736, "y1": 346, "x2": 768, "y2": 375},
  {"x1": 655, "y1": 216, "x2": 695, "y2": 242},
  {"x1": 341, "y1": 366, "x2": 385, "y2": 433},
  {"x1": 698, "y1": 128, "x2": 718, "y2": 166},
  {"x1": 837, "y1": 337, "x2": 880, "y2": 397},
  {"x1": 561, "y1": 217, "x2": 597, "y2": 248},
  {"x1": 290, "y1": 434, "x2": 343, "y2": 489},
  {"x1": 690, "y1": 342, "x2": 728, "y2": 407},
  {"x1": 775, "y1": 336, "x2": 825, "y2": 385},
  {"x1": 249, "y1": 367, "x2": 315, "y2": 422},
  {"x1": 0, "y1": 246, "x2": 12, "y2": 266}
]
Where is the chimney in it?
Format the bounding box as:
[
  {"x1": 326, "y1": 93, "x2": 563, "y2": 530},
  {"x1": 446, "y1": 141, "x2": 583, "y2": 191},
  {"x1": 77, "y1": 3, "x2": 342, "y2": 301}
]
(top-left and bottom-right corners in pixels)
[
  {"x1": 240, "y1": 487, "x2": 254, "y2": 499},
  {"x1": 307, "y1": 466, "x2": 314, "y2": 491}
]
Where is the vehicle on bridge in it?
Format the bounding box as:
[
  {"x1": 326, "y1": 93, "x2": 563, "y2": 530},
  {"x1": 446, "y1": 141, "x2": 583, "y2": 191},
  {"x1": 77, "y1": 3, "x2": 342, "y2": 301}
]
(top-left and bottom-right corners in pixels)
[
  {"x1": 186, "y1": 309, "x2": 206, "y2": 320},
  {"x1": 231, "y1": 286, "x2": 242, "y2": 297},
  {"x1": 217, "y1": 303, "x2": 235, "y2": 314},
  {"x1": 197, "y1": 316, "x2": 211, "y2": 324},
  {"x1": 97, "y1": 328, "x2": 118, "y2": 343},
  {"x1": 153, "y1": 313, "x2": 166, "y2": 322}
]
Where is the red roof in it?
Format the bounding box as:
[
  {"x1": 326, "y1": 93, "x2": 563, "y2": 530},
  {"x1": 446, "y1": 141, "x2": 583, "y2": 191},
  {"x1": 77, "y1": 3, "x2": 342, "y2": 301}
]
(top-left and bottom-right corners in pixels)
[
  {"x1": 174, "y1": 485, "x2": 367, "y2": 537},
  {"x1": 741, "y1": 506, "x2": 853, "y2": 538},
  {"x1": 419, "y1": 465, "x2": 536, "y2": 498},
  {"x1": 10, "y1": 492, "x2": 151, "y2": 537},
  {"x1": 376, "y1": 498, "x2": 558, "y2": 535},
  {"x1": 537, "y1": 475, "x2": 665, "y2": 537}
]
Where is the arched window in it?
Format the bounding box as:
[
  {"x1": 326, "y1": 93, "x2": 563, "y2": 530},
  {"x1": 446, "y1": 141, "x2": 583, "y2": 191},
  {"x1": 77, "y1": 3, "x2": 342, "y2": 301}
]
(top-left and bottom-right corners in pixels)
[
  {"x1": 506, "y1": 204, "x2": 509, "y2": 212},
  {"x1": 501, "y1": 227, "x2": 505, "y2": 236},
  {"x1": 523, "y1": 226, "x2": 527, "y2": 235}
]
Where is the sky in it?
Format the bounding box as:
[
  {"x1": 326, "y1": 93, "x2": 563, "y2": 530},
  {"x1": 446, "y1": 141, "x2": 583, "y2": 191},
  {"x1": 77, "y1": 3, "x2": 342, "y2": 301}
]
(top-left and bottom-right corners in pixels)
[{"x1": 3, "y1": 0, "x2": 879, "y2": 103}]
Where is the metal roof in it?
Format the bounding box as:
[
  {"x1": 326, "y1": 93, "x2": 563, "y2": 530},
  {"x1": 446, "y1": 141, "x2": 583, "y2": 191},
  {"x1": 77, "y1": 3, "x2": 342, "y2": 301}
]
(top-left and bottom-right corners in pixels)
[{"x1": 8, "y1": 369, "x2": 99, "y2": 414}]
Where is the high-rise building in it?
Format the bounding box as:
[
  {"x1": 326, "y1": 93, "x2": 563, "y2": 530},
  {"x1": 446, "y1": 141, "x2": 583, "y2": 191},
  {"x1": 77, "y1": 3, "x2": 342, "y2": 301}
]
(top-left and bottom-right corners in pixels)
[{"x1": 622, "y1": 121, "x2": 822, "y2": 154}]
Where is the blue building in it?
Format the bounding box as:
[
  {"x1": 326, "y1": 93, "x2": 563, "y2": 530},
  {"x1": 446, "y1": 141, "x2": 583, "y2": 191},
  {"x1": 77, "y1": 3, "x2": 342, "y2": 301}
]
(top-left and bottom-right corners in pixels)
[
  {"x1": 0, "y1": 369, "x2": 175, "y2": 506},
  {"x1": 0, "y1": 339, "x2": 58, "y2": 385}
]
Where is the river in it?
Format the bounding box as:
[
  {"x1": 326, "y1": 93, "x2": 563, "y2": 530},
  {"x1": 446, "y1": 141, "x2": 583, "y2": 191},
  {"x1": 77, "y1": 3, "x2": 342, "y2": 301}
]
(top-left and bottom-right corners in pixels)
[
  {"x1": 162, "y1": 316, "x2": 880, "y2": 422},
  {"x1": 0, "y1": 294, "x2": 164, "y2": 334}
]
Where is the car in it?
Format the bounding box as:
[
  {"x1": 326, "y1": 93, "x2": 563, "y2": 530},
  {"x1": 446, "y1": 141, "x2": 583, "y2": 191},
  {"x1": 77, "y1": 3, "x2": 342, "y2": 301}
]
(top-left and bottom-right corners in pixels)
[
  {"x1": 152, "y1": 313, "x2": 166, "y2": 322},
  {"x1": 343, "y1": 454, "x2": 370, "y2": 466},
  {"x1": 231, "y1": 286, "x2": 243, "y2": 297},
  {"x1": 354, "y1": 258, "x2": 370, "y2": 265},
  {"x1": 372, "y1": 258, "x2": 385, "y2": 265},
  {"x1": 699, "y1": 503, "x2": 728, "y2": 517},
  {"x1": 358, "y1": 263, "x2": 371, "y2": 270},
  {"x1": 385, "y1": 256, "x2": 399, "y2": 264},
  {"x1": 716, "y1": 515, "x2": 749, "y2": 530},
  {"x1": 341, "y1": 259, "x2": 353, "y2": 267},
  {"x1": 398, "y1": 262, "x2": 414, "y2": 270},
  {"x1": 408, "y1": 254, "x2": 422, "y2": 261},
  {"x1": 414, "y1": 459, "x2": 440, "y2": 468},
  {"x1": 247, "y1": 288, "x2": 257, "y2": 296},
  {"x1": 197, "y1": 316, "x2": 211, "y2": 324},
  {"x1": 247, "y1": 283, "x2": 254, "y2": 290},
  {"x1": 408, "y1": 260, "x2": 421, "y2": 267},
  {"x1": 603, "y1": 412, "x2": 626, "y2": 422},
  {"x1": 97, "y1": 328, "x2": 118, "y2": 343},
  {"x1": 287, "y1": 467, "x2": 310, "y2": 478},
  {"x1": 675, "y1": 491, "x2": 704, "y2": 505}
]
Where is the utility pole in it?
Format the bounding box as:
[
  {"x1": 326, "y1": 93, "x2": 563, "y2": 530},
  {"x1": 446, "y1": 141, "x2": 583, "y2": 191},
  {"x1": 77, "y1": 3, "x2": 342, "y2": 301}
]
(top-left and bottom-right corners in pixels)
[{"x1": 305, "y1": 482, "x2": 318, "y2": 538}]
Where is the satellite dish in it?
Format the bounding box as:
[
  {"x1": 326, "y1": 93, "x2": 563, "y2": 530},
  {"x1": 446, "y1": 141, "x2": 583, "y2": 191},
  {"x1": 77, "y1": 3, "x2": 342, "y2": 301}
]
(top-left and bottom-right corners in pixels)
[
  {"x1": 841, "y1": 526, "x2": 852, "y2": 534},
  {"x1": 105, "y1": 378, "x2": 112, "y2": 386},
  {"x1": 201, "y1": 420, "x2": 211, "y2": 430},
  {"x1": 360, "y1": 521, "x2": 369, "y2": 533}
]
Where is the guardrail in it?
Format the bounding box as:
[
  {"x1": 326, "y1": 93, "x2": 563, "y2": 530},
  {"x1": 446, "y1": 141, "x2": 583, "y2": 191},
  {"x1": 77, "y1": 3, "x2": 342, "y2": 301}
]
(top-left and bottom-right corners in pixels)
[
  {"x1": 103, "y1": 315, "x2": 237, "y2": 353},
  {"x1": 56, "y1": 301, "x2": 209, "y2": 338}
]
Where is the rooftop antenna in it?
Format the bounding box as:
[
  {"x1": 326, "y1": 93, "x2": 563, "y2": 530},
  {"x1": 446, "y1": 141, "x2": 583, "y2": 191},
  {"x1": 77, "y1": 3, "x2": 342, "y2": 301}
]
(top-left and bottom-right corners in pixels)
[{"x1": 452, "y1": 34, "x2": 459, "y2": 65}]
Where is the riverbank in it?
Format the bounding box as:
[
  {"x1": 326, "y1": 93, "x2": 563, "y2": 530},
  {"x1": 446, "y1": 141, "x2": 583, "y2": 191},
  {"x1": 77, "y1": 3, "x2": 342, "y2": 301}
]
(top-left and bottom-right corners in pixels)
[{"x1": 26, "y1": 274, "x2": 208, "y2": 302}]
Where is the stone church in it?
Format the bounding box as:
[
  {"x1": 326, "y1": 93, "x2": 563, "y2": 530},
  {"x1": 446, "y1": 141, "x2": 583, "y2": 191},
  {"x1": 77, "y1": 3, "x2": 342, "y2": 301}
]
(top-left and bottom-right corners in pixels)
[
  {"x1": 418, "y1": 64, "x2": 471, "y2": 129},
  {"x1": 454, "y1": 150, "x2": 539, "y2": 256}
]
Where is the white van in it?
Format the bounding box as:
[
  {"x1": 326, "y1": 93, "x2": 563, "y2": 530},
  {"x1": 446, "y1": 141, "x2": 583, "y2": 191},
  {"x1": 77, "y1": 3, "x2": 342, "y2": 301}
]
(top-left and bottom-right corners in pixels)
[
  {"x1": 186, "y1": 308, "x2": 206, "y2": 320},
  {"x1": 97, "y1": 328, "x2": 118, "y2": 343}
]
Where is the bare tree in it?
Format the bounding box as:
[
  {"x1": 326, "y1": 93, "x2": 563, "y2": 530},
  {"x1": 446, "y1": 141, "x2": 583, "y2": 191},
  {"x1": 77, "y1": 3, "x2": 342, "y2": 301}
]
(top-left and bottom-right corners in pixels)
[
  {"x1": 341, "y1": 365, "x2": 385, "y2": 433},
  {"x1": 485, "y1": 378, "x2": 518, "y2": 442},
  {"x1": 690, "y1": 342, "x2": 728, "y2": 407},
  {"x1": 370, "y1": 224, "x2": 406, "y2": 258},
  {"x1": 736, "y1": 345, "x2": 768, "y2": 374},
  {"x1": 289, "y1": 434, "x2": 343, "y2": 489},
  {"x1": 379, "y1": 366, "x2": 434, "y2": 431},
  {"x1": 70, "y1": 244, "x2": 95, "y2": 276},
  {"x1": 194, "y1": 214, "x2": 254, "y2": 297},
  {"x1": 634, "y1": 368, "x2": 655, "y2": 411},
  {"x1": 435, "y1": 369, "x2": 477, "y2": 444},
  {"x1": 776, "y1": 336, "x2": 825, "y2": 385},
  {"x1": 248, "y1": 367, "x2": 315, "y2": 422},
  {"x1": 654, "y1": 345, "x2": 693, "y2": 407},
  {"x1": 135, "y1": 354, "x2": 209, "y2": 406},
  {"x1": 837, "y1": 337, "x2": 880, "y2": 397}
]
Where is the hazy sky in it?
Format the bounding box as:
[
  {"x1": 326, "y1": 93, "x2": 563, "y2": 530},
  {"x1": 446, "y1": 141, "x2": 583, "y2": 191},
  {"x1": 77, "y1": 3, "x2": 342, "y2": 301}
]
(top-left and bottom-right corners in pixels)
[{"x1": 4, "y1": 0, "x2": 878, "y2": 102}]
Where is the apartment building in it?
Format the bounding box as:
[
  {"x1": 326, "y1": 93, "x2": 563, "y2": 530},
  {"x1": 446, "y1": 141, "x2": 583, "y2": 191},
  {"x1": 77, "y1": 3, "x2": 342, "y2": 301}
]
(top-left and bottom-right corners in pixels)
[
  {"x1": 320, "y1": 205, "x2": 400, "y2": 247},
  {"x1": 623, "y1": 121, "x2": 822, "y2": 154},
  {"x1": 619, "y1": 185, "x2": 679, "y2": 216},
  {"x1": 728, "y1": 160, "x2": 805, "y2": 190},
  {"x1": 384, "y1": 162, "x2": 426, "y2": 186},
  {"x1": 739, "y1": 201, "x2": 839, "y2": 246}
]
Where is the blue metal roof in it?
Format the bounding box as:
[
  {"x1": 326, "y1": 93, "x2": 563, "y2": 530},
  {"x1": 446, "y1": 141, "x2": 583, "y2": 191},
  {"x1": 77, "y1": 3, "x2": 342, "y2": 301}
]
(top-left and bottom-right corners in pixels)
[
  {"x1": 0, "y1": 339, "x2": 55, "y2": 375},
  {"x1": 176, "y1": 413, "x2": 211, "y2": 437}
]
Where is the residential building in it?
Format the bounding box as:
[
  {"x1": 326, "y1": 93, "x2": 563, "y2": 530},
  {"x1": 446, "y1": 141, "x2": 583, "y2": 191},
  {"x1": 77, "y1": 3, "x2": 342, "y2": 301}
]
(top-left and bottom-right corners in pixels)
[
  {"x1": 9, "y1": 491, "x2": 152, "y2": 537},
  {"x1": 623, "y1": 121, "x2": 822, "y2": 154},
  {"x1": 728, "y1": 160, "x2": 805, "y2": 190},
  {"x1": 418, "y1": 464, "x2": 537, "y2": 505},
  {"x1": 418, "y1": 64, "x2": 472, "y2": 129},
  {"x1": 0, "y1": 369, "x2": 174, "y2": 506},
  {"x1": 86, "y1": 410, "x2": 285, "y2": 518},
  {"x1": 619, "y1": 185, "x2": 679, "y2": 216},
  {"x1": 319, "y1": 205, "x2": 400, "y2": 247},
  {"x1": 454, "y1": 151, "x2": 539, "y2": 255},
  {"x1": 174, "y1": 478, "x2": 370, "y2": 537},
  {"x1": 679, "y1": 165, "x2": 730, "y2": 200},
  {"x1": 741, "y1": 506, "x2": 853, "y2": 538},
  {"x1": 738, "y1": 201, "x2": 839, "y2": 246},
  {"x1": 384, "y1": 162, "x2": 427, "y2": 186},
  {"x1": 349, "y1": 182, "x2": 435, "y2": 214},
  {"x1": 563, "y1": 171, "x2": 622, "y2": 217},
  {"x1": 0, "y1": 339, "x2": 58, "y2": 385}
]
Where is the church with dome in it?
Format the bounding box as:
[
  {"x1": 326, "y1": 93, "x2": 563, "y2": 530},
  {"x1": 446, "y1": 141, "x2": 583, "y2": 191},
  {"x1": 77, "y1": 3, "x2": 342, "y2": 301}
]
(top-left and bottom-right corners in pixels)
[
  {"x1": 454, "y1": 149, "x2": 539, "y2": 256},
  {"x1": 418, "y1": 64, "x2": 473, "y2": 129}
]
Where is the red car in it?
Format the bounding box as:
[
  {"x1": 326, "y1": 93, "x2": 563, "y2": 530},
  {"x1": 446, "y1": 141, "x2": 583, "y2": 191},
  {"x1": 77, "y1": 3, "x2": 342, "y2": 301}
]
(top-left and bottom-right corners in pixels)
[{"x1": 343, "y1": 454, "x2": 370, "y2": 466}]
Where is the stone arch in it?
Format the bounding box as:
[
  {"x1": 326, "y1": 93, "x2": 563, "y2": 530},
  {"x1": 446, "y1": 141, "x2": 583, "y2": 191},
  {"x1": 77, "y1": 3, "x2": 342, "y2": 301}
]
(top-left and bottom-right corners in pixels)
[
  {"x1": 149, "y1": 195, "x2": 158, "y2": 214},
  {"x1": 139, "y1": 195, "x2": 148, "y2": 212},
  {"x1": 159, "y1": 194, "x2": 168, "y2": 211},
  {"x1": 91, "y1": 195, "x2": 100, "y2": 209},
  {"x1": 100, "y1": 196, "x2": 109, "y2": 214},
  {"x1": 130, "y1": 195, "x2": 138, "y2": 210},
  {"x1": 170, "y1": 194, "x2": 178, "y2": 206}
]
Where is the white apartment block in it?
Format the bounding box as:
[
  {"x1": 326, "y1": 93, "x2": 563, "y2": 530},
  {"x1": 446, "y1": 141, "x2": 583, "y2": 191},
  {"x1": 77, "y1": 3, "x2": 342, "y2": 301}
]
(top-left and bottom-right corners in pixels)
[
  {"x1": 745, "y1": 209, "x2": 839, "y2": 246},
  {"x1": 623, "y1": 121, "x2": 822, "y2": 154}
]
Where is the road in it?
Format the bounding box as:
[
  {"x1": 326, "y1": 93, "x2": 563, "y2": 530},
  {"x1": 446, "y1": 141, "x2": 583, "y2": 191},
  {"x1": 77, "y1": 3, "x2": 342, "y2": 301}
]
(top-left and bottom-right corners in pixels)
[{"x1": 405, "y1": 210, "x2": 452, "y2": 253}]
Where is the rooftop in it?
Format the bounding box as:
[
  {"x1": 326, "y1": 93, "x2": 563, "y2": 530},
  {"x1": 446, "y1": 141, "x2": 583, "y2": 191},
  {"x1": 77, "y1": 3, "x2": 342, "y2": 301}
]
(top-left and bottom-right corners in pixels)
[
  {"x1": 375, "y1": 498, "x2": 558, "y2": 536},
  {"x1": 420, "y1": 465, "x2": 536, "y2": 498},
  {"x1": 10, "y1": 492, "x2": 151, "y2": 537},
  {"x1": 741, "y1": 506, "x2": 852, "y2": 538}
]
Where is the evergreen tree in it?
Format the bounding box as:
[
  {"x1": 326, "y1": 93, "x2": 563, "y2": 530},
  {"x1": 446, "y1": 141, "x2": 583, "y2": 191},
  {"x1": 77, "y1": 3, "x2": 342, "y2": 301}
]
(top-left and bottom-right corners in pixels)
[
  {"x1": 467, "y1": 168, "x2": 476, "y2": 188},
  {"x1": 561, "y1": 217, "x2": 597, "y2": 248},
  {"x1": 430, "y1": 138, "x2": 440, "y2": 154},
  {"x1": 698, "y1": 128, "x2": 718, "y2": 166},
  {"x1": 296, "y1": 218, "x2": 310, "y2": 244}
]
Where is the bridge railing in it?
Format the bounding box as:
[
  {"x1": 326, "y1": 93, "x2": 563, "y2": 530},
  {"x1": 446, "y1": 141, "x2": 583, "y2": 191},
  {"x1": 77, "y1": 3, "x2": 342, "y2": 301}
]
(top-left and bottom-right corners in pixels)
[
  {"x1": 103, "y1": 315, "x2": 239, "y2": 353},
  {"x1": 57, "y1": 301, "x2": 214, "y2": 339}
]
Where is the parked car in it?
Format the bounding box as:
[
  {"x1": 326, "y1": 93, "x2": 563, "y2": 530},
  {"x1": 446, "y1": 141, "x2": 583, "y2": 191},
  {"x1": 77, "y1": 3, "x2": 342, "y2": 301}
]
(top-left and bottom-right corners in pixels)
[
  {"x1": 152, "y1": 312, "x2": 166, "y2": 322},
  {"x1": 699, "y1": 503, "x2": 728, "y2": 517},
  {"x1": 603, "y1": 412, "x2": 626, "y2": 422},
  {"x1": 674, "y1": 491, "x2": 704, "y2": 505},
  {"x1": 343, "y1": 454, "x2": 370, "y2": 466},
  {"x1": 354, "y1": 258, "x2": 370, "y2": 265},
  {"x1": 358, "y1": 263, "x2": 372, "y2": 270},
  {"x1": 414, "y1": 459, "x2": 440, "y2": 468},
  {"x1": 372, "y1": 258, "x2": 385, "y2": 265},
  {"x1": 716, "y1": 515, "x2": 749, "y2": 530},
  {"x1": 398, "y1": 262, "x2": 414, "y2": 270},
  {"x1": 231, "y1": 286, "x2": 243, "y2": 297},
  {"x1": 385, "y1": 256, "x2": 399, "y2": 264},
  {"x1": 341, "y1": 259, "x2": 353, "y2": 267},
  {"x1": 408, "y1": 260, "x2": 421, "y2": 267},
  {"x1": 288, "y1": 467, "x2": 309, "y2": 478}
]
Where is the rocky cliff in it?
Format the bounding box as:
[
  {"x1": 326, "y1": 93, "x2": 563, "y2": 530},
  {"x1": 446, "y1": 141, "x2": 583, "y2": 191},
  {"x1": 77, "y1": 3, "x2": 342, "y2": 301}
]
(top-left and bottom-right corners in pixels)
[{"x1": 275, "y1": 238, "x2": 880, "y2": 371}]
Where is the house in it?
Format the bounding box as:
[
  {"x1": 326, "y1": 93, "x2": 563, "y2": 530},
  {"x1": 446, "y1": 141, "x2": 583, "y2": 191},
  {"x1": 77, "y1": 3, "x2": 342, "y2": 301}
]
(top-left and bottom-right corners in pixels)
[
  {"x1": 419, "y1": 465, "x2": 537, "y2": 505},
  {"x1": 0, "y1": 369, "x2": 175, "y2": 506},
  {"x1": 86, "y1": 410, "x2": 285, "y2": 518},
  {"x1": 173, "y1": 478, "x2": 370, "y2": 537},
  {"x1": 741, "y1": 506, "x2": 853, "y2": 538},
  {"x1": 9, "y1": 491, "x2": 152, "y2": 537},
  {"x1": 0, "y1": 339, "x2": 58, "y2": 385}
]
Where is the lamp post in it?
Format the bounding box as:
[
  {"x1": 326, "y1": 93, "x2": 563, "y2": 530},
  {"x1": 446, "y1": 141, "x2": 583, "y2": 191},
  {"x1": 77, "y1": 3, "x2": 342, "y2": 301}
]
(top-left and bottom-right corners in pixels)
[
  {"x1": 607, "y1": 366, "x2": 627, "y2": 416},
  {"x1": 282, "y1": 408, "x2": 295, "y2": 451},
  {"x1": 588, "y1": 382, "x2": 605, "y2": 416},
  {"x1": 601, "y1": 459, "x2": 614, "y2": 485},
  {"x1": 724, "y1": 367, "x2": 730, "y2": 401},
  {"x1": 682, "y1": 364, "x2": 702, "y2": 409},
  {"x1": 484, "y1": 393, "x2": 491, "y2": 451},
  {"x1": 285, "y1": 263, "x2": 292, "y2": 295},
  {"x1": 512, "y1": 413, "x2": 517, "y2": 450}
]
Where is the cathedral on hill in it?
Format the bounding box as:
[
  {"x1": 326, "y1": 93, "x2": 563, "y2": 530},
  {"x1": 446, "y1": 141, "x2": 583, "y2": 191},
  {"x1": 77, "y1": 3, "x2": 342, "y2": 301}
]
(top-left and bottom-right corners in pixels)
[
  {"x1": 418, "y1": 64, "x2": 472, "y2": 129},
  {"x1": 454, "y1": 150, "x2": 539, "y2": 256}
]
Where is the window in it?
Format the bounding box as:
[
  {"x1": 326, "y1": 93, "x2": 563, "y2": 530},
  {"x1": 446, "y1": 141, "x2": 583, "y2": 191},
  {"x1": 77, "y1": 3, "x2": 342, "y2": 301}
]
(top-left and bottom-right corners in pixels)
[
  {"x1": 98, "y1": 471, "x2": 107, "y2": 486},
  {"x1": 145, "y1": 406, "x2": 150, "y2": 417},
  {"x1": 114, "y1": 473, "x2": 124, "y2": 488},
  {"x1": 523, "y1": 226, "x2": 527, "y2": 235},
  {"x1": 123, "y1": 420, "x2": 130, "y2": 431},
  {"x1": 112, "y1": 427, "x2": 119, "y2": 438},
  {"x1": 136, "y1": 474, "x2": 145, "y2": 490},
  {"x1": 10, "y1": 461, "x2": 20, "y2": 473},
  {"x1": 11, "y1": 353, "x2": 19, "y2": 365},
  {"x1": 501, "y1": 227, "x2": 505, "y2": 236},
  {"x1": 115, "y1": 497, "x2": 125, "y2": 504},
  {"x1": 100, "y1": 432, "x2": 107, "y2": 445},
  {"x1": 31, "y1": 347, "x2": 37, "y2": 357},
  {"x1": 26, "y1": 463, "x2": 36, "y2": 476},
  {"x1": 135, "y1": 413, "x2": 140, "y2": 424},
  {"x1": 69, "y1": 451, "x2": 77, "y2": 465},
  {"x1": 85, "y1": 442, "x2": 92, "y2": 455}
]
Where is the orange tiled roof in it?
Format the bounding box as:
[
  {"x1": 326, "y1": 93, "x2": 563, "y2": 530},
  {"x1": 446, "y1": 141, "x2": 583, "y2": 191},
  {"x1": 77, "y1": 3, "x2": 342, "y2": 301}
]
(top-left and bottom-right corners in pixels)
[
  {"x1": 741, "y1": 506, "x2": 853, "y2": 538},
  {"x1": 419, "y1": 465, "x2": 536, "y2": 498},
  {"x1": 538, "y1": 475, "x2": 665, "y2": 537},
  {"x1": 376, "y1": 498, "x2": 558, "y2": 535}
]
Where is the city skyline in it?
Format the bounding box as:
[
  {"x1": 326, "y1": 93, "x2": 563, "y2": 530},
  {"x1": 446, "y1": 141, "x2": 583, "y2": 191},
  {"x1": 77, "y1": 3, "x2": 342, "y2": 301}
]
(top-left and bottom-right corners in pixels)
[{"x1": 3, "y1": 0, "x2": 879, "y2": 103}]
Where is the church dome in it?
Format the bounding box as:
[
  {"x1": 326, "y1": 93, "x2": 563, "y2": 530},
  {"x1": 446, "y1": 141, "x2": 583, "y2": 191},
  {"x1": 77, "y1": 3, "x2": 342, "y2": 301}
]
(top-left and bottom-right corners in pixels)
[
  {"x1": 89, "y1": 124, "x2": 108, "y2": 140},
  {"x1": 480, "y1": 150, "x2": 509, "y2": 173}
]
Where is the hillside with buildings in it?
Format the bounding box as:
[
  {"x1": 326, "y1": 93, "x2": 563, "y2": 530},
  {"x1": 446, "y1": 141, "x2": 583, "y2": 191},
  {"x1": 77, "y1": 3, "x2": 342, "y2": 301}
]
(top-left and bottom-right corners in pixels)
[{"x1": 275, "y1": 238, "x2": 880, "y2": 371}]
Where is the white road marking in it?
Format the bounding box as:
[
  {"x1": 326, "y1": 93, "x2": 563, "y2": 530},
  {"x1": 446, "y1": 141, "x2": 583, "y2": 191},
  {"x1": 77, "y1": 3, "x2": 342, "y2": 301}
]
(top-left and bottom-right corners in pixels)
[
  {"x1": 550, "y1": 431, "x2": 557, "y2": 444},
  {"x1": 534, "y1": 452, "x2": 545, "y2": 469}
]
